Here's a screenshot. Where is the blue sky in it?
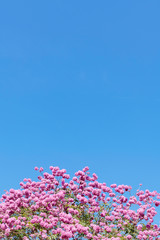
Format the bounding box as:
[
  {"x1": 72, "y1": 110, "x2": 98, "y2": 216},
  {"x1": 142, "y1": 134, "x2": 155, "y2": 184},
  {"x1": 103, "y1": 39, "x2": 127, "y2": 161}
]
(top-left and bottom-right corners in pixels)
[{"x1": 0, "y1": 0, "x2": 160, "y2": 214}]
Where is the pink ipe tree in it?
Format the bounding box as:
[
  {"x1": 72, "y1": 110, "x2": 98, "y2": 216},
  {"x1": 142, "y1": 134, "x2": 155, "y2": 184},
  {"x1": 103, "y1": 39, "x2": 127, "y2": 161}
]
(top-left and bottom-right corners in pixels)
[{"x1": 0, "y1": 166, "x2": 160, "y2": 239}]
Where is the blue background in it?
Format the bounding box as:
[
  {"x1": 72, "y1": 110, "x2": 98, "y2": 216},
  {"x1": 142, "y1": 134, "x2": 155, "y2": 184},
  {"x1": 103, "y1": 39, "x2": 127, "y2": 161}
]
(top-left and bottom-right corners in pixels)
[{"x1": 0, "y1": 0, "x2": 160, "y2": 219}]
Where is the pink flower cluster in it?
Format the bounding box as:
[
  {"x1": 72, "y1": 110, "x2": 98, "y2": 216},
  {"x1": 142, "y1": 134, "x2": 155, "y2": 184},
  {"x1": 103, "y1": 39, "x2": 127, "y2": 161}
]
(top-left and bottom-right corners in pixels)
[{"x1": 0, "y1": 166, "x2": 160, "y2": 239}]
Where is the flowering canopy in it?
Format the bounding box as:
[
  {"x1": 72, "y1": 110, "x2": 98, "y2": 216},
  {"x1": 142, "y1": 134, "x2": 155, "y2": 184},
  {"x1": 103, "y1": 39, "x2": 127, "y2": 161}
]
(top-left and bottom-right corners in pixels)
[{"x1": 0, "y1": 166, "x2": 160, "y2": 239}]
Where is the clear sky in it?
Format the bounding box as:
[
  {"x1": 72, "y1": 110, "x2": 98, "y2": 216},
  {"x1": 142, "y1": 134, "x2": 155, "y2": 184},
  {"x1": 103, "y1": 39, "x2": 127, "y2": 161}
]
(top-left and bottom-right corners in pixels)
[{"x1": 0, "y1": 0, "x2": 160, "y2": 211}]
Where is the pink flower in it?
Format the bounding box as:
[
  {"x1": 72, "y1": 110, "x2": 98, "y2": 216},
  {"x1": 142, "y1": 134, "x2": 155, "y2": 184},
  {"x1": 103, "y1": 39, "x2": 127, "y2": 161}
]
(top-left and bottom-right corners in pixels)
[{"x1": 0, "y1": 165, "x2": 160, "y2": 239}]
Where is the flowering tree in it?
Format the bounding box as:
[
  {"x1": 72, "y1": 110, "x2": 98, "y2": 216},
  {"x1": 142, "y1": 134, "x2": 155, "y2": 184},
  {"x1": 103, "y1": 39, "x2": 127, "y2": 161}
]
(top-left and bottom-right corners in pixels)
[{"x1": 0, "y1": 166, "x2": 160, "y2": 240}]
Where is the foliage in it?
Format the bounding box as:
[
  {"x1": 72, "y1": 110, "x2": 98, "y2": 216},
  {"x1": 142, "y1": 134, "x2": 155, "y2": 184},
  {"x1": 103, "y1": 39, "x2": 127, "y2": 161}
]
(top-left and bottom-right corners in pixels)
[{"x1": 0, "y1": 166, "x2": 160, "y2": 239}]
